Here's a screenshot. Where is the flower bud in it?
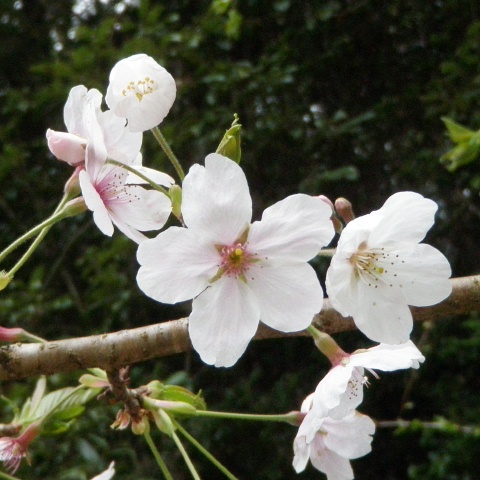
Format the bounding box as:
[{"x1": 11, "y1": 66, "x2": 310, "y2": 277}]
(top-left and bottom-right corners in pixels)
[
  {"x1": 216, "y1": 115, "x2": 242, "y2": 163},
  {"x1": 151, "y1": 409, "x2": 175, "y2": 436},
  {"x1": 60, "y1": 197, "x2": 88, "y2": 218},
  {"x1": 0, "y1": 326, "x2": 24, "y2": 343},
  {"x1": 169, "y1": 185, "x2": 182, "y2": 221},
  {"x1": 63, "y1": 166, "x2": 83, "y2": 199},
  {"x1": 46, "y1": 129, "x2": 86, "y2": 165},
  {"x1": 131, "y1": 412, "x2": 150, "y2": 435},
  {"x1": 335, "y1": 197, "x2": 355, "y2": 224},
  {"x1": 0, "y1": 271, "x2": 13, "y2": 291}
]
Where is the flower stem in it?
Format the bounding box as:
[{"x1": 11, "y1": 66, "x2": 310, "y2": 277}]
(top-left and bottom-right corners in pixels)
[
  {"x1": 151, "y1": 126, "x2": 185, "y2": 182},
  {"x1": 169, "y1": 427, "x2": 202, "y2": 480},
  {"x1": 143, "y1": 431, "x2": 174, "y2": 480},
  {"x1": 0, "y1": 195, "x2": 71, "y2": 266},
  {"x1": 194, "y1": 409, "x2": 299, "y2": 425},
  {"x1": 106, "y1": 159, "x2": 169, "y2": 196},
  {"x1": 173, "y1": 420, "x2": 239, "y2": 480},
  {"x1": 0, "y1": 471, "x2": 20, "y2": 480}
]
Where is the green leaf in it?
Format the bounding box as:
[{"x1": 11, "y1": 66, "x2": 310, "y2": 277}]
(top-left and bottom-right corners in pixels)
[
  {"x1": 440, "y1": 130, "x2": 480, "y2": 171},
  {"x1": 441, "y1": 117, "x2": 475, "y2": 143},
  {"x1": 18, "y1": 386, "x2": 97, "y2": 424}
]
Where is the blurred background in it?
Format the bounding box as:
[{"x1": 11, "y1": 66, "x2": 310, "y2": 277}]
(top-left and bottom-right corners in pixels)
[{"x1": 1, "y1": 0, "x2": 480, "y2": 478}]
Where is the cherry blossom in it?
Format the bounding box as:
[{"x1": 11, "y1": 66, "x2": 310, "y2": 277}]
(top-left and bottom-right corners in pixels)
[
  {"x1": 326, "y1": 191, "x2": 452, "y2": 343},
  {"x1": 0, "y1": 423, "x2": 41, "y2": 473},
  {"x1": 136, "y1": 153, "x2": 335, "y2": 367},
  {"x1": 79, "y1": 93, "x2": 173, "y2": 243},
  {"x1": 105, "y1": 54, "x2": 176, "y2": 132},
  {"x1": 313, "y1": 341, "x2": 425, "y2": 419},
  {"x1": 293, "y1": 394, "x2": 375, "y2": 479},
  {"x1": 47, "y1": 85, "x2": 142, "y2": 166}
]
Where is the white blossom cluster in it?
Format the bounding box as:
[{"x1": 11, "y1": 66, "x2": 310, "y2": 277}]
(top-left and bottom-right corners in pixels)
[{"x1": 45, "y1": 53, "x2": 453, "y2": 479}]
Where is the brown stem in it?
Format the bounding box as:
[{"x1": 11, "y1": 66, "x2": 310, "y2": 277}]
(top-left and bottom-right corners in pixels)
[{"x1": 0, "y1": 275, "x2": 479, "y2": 382}]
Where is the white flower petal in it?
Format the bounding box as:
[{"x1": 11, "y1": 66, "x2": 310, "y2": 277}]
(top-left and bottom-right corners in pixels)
[
  {"x1": 91, "y1": 461, "x2": 115, "y2": 480},
  {"x1": 64, "y1": 85, "x2": 90, "y2": 136},
  {"x1": 248, "y1": 194, "x2": 335, "y2": 261},
  {"x1": 384, "y1": 244, "x2": 452, "y2": 306},
  {"x1": 79, "y1": 170, "x2": 114, "y2": 236},
  {"x1": 108, "y1": 187, "x2": 171, "y2": 232},
  {"x1": 292, "y1": 435, "x2": 310, "y2": 473},
  {"x1": 349, "y1": 341, "x2": 425, "y2": 371},
  {"x1": 323, "y1": 412, "x2": 375, "y2": 459},
  {"x1": 353, "y1": 295, "x2": 413, "y2": 344},
  {"x1": 97, "y1": 110, "x2": 142, "y2": 164},
  {"x1": 369, "y1": 191, "x2": 438, "y2": 245},
  {"x1": 189, "y1": 277, "x2": 260, "y2": 367},
  {"x1": 249, "y1": 262, "x2": 323, "y2": 332},
  {"x1": 182, "y1": 154, "x2": 252, "y2": 242},
  {"x1": 309, "y1": 437, "x2": 355, "y2": 480},
  {"x1": 126, "y1": 166, "x2": 175, "y2": 187},
  {"x1": 325, "y1": 256, "x2": 359, "y2": 318},
  {"x1": 313, "y1": 365, "x2": 363, "y2": 419},
  {"x1": 137, "y1": 227, "x2": 219, "y2": 304}
]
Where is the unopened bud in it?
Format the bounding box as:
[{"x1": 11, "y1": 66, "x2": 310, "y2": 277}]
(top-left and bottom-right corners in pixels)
[
  {"x1": 0, "y1": 271, "x2": 13, "y2": 291},
  {"x1": 131, "y1": 412, "x2": 150, "y2": 436},
  {"x1": 46, "y1": 129, "x2": 86, "y2": 166},
  {"x1": 216, "y1": 114, "x2": 242, "y2": 163},
  {"x1": 151, "y1": 409, "x2": 175, "y2": 436},
  {"x1": 0, "y1": 326, "x2": 24, "y2": 343},
  {"x1": 335, "y1": 197, "x2": 355, "y2": 224},
  {"x1": 60, "y1": 197, "x2": 87, "y2": 218},
  {"x1": 64, "y1": 166, "x2": 83, "y2": 199},
  {"x1": 169, "y1": 185, "x2": 182, "y2": 220}
]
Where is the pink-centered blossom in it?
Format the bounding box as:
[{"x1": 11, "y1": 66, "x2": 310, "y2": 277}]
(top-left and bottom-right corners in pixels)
[
  {"x1": 79, "y1": 90, "x2": 173, "y2": 243},
  {"x1": 293, "y1": 394, "x2": 375, "y2": 479},
  {"x1": 136, "y1": 154, "x2": 335, "y2": 367},
  {"x1": 313, "y1": 341, "x2": 425, "y2": 419},
  {"x1": 0, "y1": 423, "x2": 41, "y2": 474},
  {"x1": 47, "y1": 85, "x2": 142, "y2": 166},
  {"x1": 326, "y1": 191, "x2": 452, "y2": 344},
  {"x1": 106, "y1": 54, "x2": 176, "y2": 132}
]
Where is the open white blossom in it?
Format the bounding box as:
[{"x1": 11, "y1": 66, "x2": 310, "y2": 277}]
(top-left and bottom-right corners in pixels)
[
  {"x1": 313, "y1": 341, "x2": 424, "y2": 419},
  {"x1": 137, "y1": 153, "x2": 335, "y2": 367},
  {"x1": 293, "y1": 394, "x2": 375, "y2": 479},
  {"x1": 326, "y1": 191, "x2": 452, "y2": 343},
  {"x1": 79, "y1": 93, "x2": 173, "y2": 243},
  {"x1": 47, "y1": 85, "x2": 142, "y2": 166},
  {"x1": 105, "y1": 53, "x2": 176, "y2": 132}
]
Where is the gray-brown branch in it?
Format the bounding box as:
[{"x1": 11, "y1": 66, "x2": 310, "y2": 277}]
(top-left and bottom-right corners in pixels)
[{"x1": 0, "y1": 275, "x2": 478, "y2": 382}]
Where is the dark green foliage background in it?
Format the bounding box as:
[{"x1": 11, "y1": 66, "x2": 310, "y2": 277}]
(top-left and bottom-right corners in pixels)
[{"x1": 1, "y1": 0, "x2": 480, "y2": 478}]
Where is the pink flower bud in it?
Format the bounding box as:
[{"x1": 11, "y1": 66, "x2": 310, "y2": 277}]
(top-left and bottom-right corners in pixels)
[
  {"x1": 46, "y1": 129, "x2": 87, "y2": 165},
  {"x1": 0, "y1": 326, "x2": 25, "y2": 343},
  {"x1": 334, "y1": 197, "x2": 355, "y2": 223}
]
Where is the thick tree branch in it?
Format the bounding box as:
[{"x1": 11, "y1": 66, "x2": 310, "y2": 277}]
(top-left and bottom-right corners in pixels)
[{"x1": 0, "y1": 275, "x2": 479, "y2": 382}]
